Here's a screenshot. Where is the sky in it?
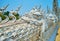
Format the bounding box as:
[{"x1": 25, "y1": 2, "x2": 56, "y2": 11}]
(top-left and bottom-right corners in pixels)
[{"x1": 0, "y1": 0, "x2": 60, "y2": 15}]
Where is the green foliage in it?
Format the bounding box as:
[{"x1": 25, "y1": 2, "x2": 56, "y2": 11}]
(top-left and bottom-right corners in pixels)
[
  {"x1": 0, "y1": 14, "x2": 6, "y2": 20},
  {"x1": 14, "y1": 13, "x2": 20, "y2": 20},
  {"x1": 9, "y1": 17, "x2": 13, "y2": 20},
  {"x1": 0, "y1": 11, "x2": 21, "y2": 20},
  {"x1": 4, "y1": 11, "x2": 9, "y2": 16},
  {"x1": 0, "y1": 11, "x2": 9, "y2": 20}
]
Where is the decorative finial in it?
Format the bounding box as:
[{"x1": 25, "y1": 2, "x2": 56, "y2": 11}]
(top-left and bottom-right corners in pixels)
[
  {"x1": 15, "y1": 5, "x2": 21, "y2": 12},
  {"x1": 0, "y1": 4, "x2": 9, "y2": 11},
  {"x1": 3, "y1": 4, "x2": 9, "y2": 10},
  {"x1": 39, "y1": 4, "x2": 41, "y2": 9},
  {"x1": 47, "y1": 5, "x2": 50, "y2": 13},
  {"x1": 38, "y1": 4, "x2": 41, "y2": 11},
  {"x1": 32, "y1": 5, "x2": 38, "y2": 10}
]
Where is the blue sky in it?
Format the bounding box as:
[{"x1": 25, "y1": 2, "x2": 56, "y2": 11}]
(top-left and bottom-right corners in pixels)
[{"x1": 0, "y1": 0, "x2": 60, "y2": 15}]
